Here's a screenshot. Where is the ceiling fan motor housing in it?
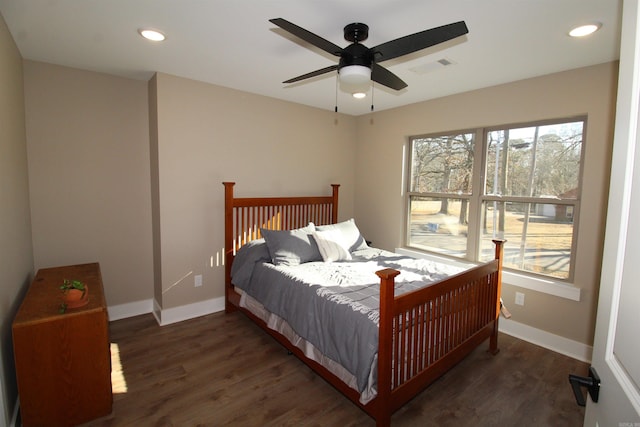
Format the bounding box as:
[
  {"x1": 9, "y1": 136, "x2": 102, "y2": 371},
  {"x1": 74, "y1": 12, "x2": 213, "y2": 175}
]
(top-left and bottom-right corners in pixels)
[{"x1": 339, "y1": 43, "x2": 374, "y2": 69}]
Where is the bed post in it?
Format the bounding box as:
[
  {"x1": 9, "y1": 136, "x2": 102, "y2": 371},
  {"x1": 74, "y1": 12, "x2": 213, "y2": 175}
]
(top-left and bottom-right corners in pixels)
[
  {"x1": 331, "y1": 184, "x2": 340, "y2": 224},
  {"x1": 223, "y1": 182, "x2": 236, "y2": 313},
  {"x1": 375, "y1": 268, "x2": 401, "y2": 427},
  {"x1": 490, "y1": 239, "x2": 505, "y2": 354}
]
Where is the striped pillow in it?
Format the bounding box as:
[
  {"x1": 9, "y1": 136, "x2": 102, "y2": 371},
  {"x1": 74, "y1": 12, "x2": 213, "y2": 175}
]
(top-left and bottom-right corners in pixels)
[{"x1": 312, "y1": 229, "x2": 352, "y2": 262}]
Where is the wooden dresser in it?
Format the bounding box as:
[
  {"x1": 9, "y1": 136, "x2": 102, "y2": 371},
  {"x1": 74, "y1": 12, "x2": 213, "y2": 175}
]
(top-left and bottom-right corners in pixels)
[{"x1": 12, "y1": 263, "x2": 112, "y2": 427}]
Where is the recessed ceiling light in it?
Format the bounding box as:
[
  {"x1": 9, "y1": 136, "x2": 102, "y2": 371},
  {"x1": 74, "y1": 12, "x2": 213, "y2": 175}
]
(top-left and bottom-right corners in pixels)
[
  {"x1": 138, "y1": 28, "x2": 166, "y2": 42},
  {"x1": 569, "y1": 23, "x2": 601, "y2": 37}
]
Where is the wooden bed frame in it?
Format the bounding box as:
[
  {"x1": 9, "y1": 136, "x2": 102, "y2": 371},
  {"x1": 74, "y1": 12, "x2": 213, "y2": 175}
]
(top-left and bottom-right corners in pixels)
[{"x1": 223, "y1": 182, "x2": 504, "y2": 427}]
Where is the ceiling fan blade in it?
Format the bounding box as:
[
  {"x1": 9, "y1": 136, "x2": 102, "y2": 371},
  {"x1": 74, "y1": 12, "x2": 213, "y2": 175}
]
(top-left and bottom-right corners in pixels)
[
  {"x1": 283, "y1": 65, "x2": 339, "y2": 84},
  {"x1": 270, "y1": 18, "x2": 344, "y2": 57},
  {"x1": 372, "y1": 21, "x2": 468, "y2": 63},
  {"x1": 371, "y1": 63, "x2": 407, "y2": 90}
]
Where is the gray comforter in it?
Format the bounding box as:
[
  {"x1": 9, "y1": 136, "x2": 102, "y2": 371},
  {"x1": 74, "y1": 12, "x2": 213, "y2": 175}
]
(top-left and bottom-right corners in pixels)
[{"x1": 230, "y1": 240, "x2": 463, "y2": 393}]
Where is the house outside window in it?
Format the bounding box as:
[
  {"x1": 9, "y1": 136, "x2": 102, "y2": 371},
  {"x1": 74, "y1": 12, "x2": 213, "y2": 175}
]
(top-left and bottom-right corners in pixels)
[{"x1": 406, "y1": 118, "x2": 585, "y2": 281}]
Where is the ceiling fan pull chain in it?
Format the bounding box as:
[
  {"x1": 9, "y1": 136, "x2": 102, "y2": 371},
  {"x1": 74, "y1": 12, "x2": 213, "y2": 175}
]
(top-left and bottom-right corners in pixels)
[
  {"x1": 371, "y1": 83, "x2": 375, "y2": 112},
  {"x1": 335, "y1": 74, "x2": 339, "y2": 113}
]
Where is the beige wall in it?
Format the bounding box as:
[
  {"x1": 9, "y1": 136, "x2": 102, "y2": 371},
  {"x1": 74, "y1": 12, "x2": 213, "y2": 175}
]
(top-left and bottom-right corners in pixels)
[
  {"x1": 148, "y1": 74, "x2": 163, "y2": 305},
  {"x1": 23, "y1": 61, "x2": 154, "y2": 307},
  {"x1": 0, "y1": 13, "x2": 33, "y2": 425},
  {"x1": 354, "y1": 62, "x2": 618, "y2": 345},
  {"x1": 152, "y1": 73, "x2": 358, "y2": 309}
]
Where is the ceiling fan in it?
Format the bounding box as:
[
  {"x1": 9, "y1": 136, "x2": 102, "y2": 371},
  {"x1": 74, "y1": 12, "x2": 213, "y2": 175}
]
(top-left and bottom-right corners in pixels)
[{"x1": 269, "y1": 18, "x2": 469, "y2": 92}]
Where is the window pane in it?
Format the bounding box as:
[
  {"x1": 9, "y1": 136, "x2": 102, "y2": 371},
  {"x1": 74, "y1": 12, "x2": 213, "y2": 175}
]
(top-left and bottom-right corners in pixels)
[
  {"x1": 486, "y1": 122, "x2": 583, "y2": 198},
  {"x1": 408, "y1": 196, "x2": 469, "y2": 258},
  {"x1": 410, "y1": 133, "x2": 475, "y2": 194},
  {"x1": 479, "y1": 201, "x2": 573, "y2": 279}
]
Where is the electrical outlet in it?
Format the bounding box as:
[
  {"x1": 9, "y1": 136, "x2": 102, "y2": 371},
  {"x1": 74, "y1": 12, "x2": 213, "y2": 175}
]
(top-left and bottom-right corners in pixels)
[
  {"x1": 194, "y1": 274, "x2": 203, "y2": 287},
  {"x1": 515, "y1": 292, "x2": 525, "y2": 306}
]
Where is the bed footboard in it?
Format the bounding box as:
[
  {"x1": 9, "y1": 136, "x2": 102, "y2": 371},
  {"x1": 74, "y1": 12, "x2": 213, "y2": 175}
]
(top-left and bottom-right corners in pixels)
[{"x1": 370, "y1": 240, "x2": 504, "y2": 426}]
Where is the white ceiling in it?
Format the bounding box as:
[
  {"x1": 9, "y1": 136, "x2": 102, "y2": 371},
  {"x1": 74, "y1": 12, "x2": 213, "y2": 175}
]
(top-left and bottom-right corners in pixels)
[{"x1": 0, "y1": 0, "x2": 622, "y2": 116}]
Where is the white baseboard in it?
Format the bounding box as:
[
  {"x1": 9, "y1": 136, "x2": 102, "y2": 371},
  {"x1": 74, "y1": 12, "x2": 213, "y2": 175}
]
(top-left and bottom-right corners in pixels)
[
  {"x1": 107, "y1": 297, "x2": 225, "y2": 326},
  {"x1": 152, "y1": 296, "x2": 226, "y2": 326},
  {"x1": 108, "y1": 299, "x2": 154, "y2": 321},
  {"x1": 499, "y1": 317, "x2": 593, "y2": 363}
]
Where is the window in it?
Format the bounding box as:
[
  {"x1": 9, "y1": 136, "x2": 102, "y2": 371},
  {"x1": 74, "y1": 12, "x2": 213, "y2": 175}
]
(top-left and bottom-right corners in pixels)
[{"x1": 407, "y1": 118, "x2": 585, "y2": 281}]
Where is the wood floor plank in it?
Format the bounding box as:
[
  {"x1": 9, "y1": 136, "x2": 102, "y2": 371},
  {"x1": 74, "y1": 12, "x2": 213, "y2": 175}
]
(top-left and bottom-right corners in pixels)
[{"x1": 81, "y1": 312, "x2": 587, "y2": 426}]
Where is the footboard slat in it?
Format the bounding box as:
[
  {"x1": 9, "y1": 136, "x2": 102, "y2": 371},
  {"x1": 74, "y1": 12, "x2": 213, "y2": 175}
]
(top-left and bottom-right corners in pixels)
[
  {"x1": 414, "y1": 305, "x2": 424, "y2": 375},
  {"x1": 433, "y1": 297, "x2": 441, "y2": 365}
]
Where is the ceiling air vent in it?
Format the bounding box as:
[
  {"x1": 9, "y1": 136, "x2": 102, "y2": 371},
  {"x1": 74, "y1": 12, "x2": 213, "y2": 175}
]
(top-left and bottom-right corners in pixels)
[{"x1": 409, "y1": 58, "x2": 455, "y2": 75}]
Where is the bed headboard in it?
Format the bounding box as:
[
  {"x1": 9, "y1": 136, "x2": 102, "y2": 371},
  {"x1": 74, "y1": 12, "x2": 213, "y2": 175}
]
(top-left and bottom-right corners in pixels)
[{"x1": 222, "y1": 182, "x2": 340, "y2": 310}]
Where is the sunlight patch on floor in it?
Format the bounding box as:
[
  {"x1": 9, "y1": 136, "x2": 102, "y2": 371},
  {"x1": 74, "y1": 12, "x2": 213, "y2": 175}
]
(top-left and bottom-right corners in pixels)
[{"x1": 110, "y1": 342, "x2": 128, "y2": 394}]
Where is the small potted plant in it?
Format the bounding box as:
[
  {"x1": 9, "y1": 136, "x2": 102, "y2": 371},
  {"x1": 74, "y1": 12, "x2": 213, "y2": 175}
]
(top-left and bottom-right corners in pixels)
[{"x1": 59, "y1": 279, "x2": 89, "y2": 313}]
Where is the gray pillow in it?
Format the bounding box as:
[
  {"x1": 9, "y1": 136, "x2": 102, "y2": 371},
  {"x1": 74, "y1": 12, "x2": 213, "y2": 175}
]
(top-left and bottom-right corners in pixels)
[
  {"x1": 230, "y1": 239, "x2": 271, "y2": 289},
  {"x1": 316, "y1": 218, "x2": 368, "y2": 252},
  {"x1": 261, "y1": 223, "x2": 321, "y2": 266}
]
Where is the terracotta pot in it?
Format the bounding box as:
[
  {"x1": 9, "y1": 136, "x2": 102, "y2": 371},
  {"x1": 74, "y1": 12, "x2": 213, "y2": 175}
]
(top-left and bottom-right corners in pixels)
[{"x1": 63, "y1": 285, "x2": 89, "y2": 309}]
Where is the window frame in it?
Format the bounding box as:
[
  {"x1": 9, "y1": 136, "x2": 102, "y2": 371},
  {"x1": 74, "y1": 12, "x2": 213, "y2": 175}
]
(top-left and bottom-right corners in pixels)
[{"x1": 405, "y1": 116, "x2": 587, "y2": 285}]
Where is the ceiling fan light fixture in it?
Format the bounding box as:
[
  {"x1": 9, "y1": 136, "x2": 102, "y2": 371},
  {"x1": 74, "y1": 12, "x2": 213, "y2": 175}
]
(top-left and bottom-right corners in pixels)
[
  {"x1": 352, "y1": 92, "x2": 367, "y2": 99},
  {"x1": 569, "y1": 23, "x2": 601, "y2": 37},
  {"x1": 138, "y1": 28, "x2": 166, "y2": 42},
  {"x1": 339, "y1": 65, "x2": 371, "y2": 88}
]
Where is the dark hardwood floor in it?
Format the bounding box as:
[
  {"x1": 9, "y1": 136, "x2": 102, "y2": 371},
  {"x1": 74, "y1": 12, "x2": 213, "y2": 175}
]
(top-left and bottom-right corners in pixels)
[{"x1": 81, "y1": 311, "x2": 588, "y2": 427}]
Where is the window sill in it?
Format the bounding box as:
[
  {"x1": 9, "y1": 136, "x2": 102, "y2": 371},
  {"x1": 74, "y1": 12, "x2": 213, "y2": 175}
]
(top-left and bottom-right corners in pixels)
[{"x1": 395, "y1": 247, "x2": 581, "y2": 302}]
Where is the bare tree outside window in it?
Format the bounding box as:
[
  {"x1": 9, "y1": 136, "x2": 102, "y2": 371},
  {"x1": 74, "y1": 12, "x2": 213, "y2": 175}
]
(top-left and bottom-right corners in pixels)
[{"x1": 409, "y1": 132, "x2": 475, "y2": 257}]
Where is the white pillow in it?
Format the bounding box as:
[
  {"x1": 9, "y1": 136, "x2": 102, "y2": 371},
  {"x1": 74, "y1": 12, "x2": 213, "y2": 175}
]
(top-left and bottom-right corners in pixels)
[
  {"x1": 312, "y1": 229, "x2": 352, "y2": 262},
  {"x1": 315, "y1": 219, "x2": 368, "y2": 252}
]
